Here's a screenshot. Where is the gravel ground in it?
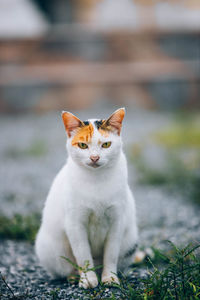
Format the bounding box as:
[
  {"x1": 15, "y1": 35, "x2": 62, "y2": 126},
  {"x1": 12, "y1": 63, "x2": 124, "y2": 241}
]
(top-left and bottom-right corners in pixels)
[
  {"x1": 0, "y1": 240, "x2": 144, "y2": 300},
  {"x1": 0, "y1": 106, "x2": 200, "y2": 299},
  {"x1": 1, "y1": 186, "x2": 199, "y2": 299}
]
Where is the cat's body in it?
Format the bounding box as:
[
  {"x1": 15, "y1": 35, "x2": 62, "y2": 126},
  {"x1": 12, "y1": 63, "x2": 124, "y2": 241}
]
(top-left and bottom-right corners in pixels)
[{"x1": 35, "y1": 109, "x2": 138, "y2": 288}]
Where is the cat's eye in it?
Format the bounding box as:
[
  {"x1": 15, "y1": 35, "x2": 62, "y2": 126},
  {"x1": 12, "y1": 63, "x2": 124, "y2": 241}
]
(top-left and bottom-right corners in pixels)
[
  {"x1": 102, "y1": 142, "x2": 111, "y2": 148},
  {"x1": 78, "y1": 142, "x2": 88, "y2": 149}
]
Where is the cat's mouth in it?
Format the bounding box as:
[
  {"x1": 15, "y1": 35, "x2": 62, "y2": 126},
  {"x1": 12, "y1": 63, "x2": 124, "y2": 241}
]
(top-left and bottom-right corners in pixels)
[{"x1": 87, "y1": 162, "x2": 101, "y2": 168}]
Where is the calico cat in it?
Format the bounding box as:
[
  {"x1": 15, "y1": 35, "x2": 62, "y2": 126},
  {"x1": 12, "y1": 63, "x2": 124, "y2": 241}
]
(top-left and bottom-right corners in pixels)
[{"x1": 35, "y1": 108, "x2": 138, "y2": 289}]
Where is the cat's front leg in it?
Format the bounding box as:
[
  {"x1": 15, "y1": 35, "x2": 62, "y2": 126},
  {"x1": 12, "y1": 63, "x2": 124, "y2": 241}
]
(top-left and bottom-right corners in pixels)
[
  {"x1": 102, "y1": 219, "x2": 122, "y2": 285},
  {"x1": 65, "y1": 218, "x2": 98, "y2": 289}
]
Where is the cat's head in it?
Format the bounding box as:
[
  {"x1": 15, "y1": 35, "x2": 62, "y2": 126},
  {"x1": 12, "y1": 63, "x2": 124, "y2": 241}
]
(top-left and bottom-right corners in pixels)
[{"x1": 62, "y1": 108, "x2": 125, "y2": 170}]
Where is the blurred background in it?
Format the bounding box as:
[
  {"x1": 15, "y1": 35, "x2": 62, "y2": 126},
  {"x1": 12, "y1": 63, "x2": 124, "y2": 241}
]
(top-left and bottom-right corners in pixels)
[
  {"x1": 0, "y1": 0, "x2": 200, "y2": 246},
  {"x1": 1, "y1": 0, "x2": 200, "y2": 113}
]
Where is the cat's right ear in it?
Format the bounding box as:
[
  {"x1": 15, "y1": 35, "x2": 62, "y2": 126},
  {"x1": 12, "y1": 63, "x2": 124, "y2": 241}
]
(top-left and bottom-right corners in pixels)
[{"x1": 62, "y1": 111, "x2": 83, "y2": 137}]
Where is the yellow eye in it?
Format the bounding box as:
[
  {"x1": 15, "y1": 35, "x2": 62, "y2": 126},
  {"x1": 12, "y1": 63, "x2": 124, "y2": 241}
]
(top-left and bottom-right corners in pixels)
[
  {"x1": 78, "y1": 143, "x2": 88, "y2": 149},
  {"x1": 102, "y1": 142, "x2": 111, "y2": 148}
]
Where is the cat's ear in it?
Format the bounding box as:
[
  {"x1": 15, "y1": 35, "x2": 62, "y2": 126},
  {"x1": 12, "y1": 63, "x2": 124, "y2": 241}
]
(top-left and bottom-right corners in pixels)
[
  {"x1": 105, "y1": 108, "x2": 125, "y2": 135},
  {"x1": 62, "y1": 111, "x2": 83, "y2": 137}
]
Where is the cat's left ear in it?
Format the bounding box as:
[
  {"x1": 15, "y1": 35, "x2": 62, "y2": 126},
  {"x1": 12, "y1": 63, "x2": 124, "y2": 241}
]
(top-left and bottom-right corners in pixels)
[
  {"x1": 62, "y1": 111, "x2": 83, "y2": 137},
  {"x1": 106, "y1": 108, "x2": 125, "y2": 135}
]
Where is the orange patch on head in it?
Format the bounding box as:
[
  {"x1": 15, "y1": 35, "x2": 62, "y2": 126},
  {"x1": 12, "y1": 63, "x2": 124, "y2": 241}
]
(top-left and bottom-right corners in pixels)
[
  {"x1": 72, "y1": 123, "x2": 94, "y2": 146},
  {"x1": 98, "y1": 128, "x2": 110, "y2": 137},
  {"x1": 96, "y1": 108, "x2": 125, "y2": 136},
  {"x1": 95, "y1": 119, "x2": 112, "y2": 137}
]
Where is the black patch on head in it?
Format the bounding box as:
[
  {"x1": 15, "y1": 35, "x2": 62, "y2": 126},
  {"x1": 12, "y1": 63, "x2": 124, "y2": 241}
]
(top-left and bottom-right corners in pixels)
[
  {"x1": 83, "y1": 120, "x2": 89, "y2": 126},
  {"x1": 94, "y1": 120, "x2": 104, "y2": 129},
  {"x1": 124, "y1": 244, "x2": 138, "y2": 258}
]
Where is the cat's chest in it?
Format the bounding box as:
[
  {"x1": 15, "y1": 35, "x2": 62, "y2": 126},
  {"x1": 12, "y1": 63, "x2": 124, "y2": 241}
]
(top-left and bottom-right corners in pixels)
[
  {"x1": 87, "y1": 210, "x2": 111, "y2": 257},
  {"x1": 88, "y1": 209, "x2": 111, "y2": 230},
  {"x1": 68, "y1": 166, "x2": 125, "y2": 200},
  {"x1": 70, "y1": 177, "x2": 125, "y2": 210}
]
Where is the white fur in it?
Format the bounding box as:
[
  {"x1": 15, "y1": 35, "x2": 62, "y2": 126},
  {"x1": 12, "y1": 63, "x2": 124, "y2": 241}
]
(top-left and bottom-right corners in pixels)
[{"x1": 35, "y1": 115, "x2": 138, "y2": 288}]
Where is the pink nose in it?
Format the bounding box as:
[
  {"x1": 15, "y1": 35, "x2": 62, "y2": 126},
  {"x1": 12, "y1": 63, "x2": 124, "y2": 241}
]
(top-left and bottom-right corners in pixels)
[{"x1": 90, "y1": 155, "x2": 100, "y2": 163}]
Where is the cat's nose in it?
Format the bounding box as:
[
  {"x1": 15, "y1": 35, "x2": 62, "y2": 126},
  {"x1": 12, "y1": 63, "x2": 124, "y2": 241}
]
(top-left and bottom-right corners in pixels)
[{"x1": 90, "y1": 155, "x2": 100, "y2": 163}]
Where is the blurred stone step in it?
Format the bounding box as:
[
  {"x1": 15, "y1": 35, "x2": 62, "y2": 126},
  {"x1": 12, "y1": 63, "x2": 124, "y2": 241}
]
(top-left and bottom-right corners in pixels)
[
  {"x1": 0, "y1": 26, "x2": 199, "y2": 112},
  {"x1": 0, "y1": 60, "x2": 199, "y2": 113},
  {"x1": 0, "y1": 60, "x2": 198, "y2": 86},
  {"x1": 0, "y1": 29, "x2": 199, "y2": 63}
]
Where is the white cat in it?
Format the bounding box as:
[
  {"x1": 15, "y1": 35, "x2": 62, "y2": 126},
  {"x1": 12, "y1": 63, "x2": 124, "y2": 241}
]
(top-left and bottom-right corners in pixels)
[{"x1": 35, "y1": 108, "x2": 138, "y2": 289}]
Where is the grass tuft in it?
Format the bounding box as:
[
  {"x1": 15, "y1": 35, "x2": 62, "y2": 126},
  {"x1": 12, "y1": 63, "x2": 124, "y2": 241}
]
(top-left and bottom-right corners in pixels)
[
  {"x1": 130, "y1": 141, "x2": 200, "y2": 204},
  {"x1": 0, "y1": 213, "x2": 40, "y2": 242},
  {"x1": 60, "y1": 242, "x2": 200, "y2": 300},
  {"x1": 154, "y1": 114, "x2": 200, "y2": 149},
  {"x1": 5, "y1": 140, "x2": 47, "y2": 158},
  {"x1": 129, "y1": 113, "x2": 200, "y2": 204}
]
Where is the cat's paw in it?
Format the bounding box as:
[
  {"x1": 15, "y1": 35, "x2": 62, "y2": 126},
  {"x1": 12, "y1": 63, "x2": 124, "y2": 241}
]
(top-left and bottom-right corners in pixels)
[
  {"x1": 101, "y1": 273, "x2": 120, "y2": 286},
  {"x1": 79, "y1": 271, "x2": 98, "y2": 289}
]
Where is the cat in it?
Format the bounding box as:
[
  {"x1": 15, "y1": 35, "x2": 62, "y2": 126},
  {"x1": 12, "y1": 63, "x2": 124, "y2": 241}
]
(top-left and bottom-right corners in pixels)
[{"x1": 35, "y1": 108, "x2": 138, "y2": 289}]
